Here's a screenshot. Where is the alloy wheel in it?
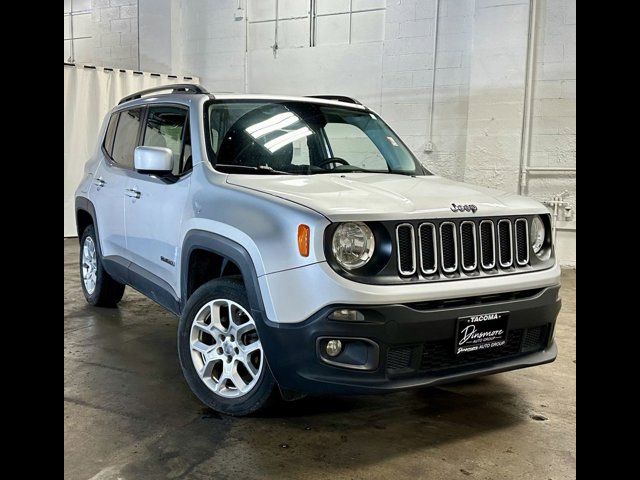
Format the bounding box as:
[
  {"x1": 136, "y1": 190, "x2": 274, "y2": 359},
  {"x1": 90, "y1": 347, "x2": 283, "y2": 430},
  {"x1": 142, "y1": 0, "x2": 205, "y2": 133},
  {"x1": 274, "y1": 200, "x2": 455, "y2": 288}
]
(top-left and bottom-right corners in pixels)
[
  {"x1": 189, "y1": 299, "x2": 264, "y2": 398},
  {"x1": 82, "y1": 237, "x2": 98, "y2": 295}
]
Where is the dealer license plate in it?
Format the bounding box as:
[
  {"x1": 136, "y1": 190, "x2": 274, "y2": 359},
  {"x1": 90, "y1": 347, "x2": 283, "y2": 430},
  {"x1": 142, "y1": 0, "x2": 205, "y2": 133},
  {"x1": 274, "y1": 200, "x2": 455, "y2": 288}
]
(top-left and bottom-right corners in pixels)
[{"x1": 455, "y1": 311, "x2": 509, "y2": 355}]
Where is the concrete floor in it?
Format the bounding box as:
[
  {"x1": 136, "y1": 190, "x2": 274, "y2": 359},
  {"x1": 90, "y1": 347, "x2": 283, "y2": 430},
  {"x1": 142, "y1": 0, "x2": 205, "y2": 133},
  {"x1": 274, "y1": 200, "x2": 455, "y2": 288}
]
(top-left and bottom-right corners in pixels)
[{"x1": 64, "y1": 238, "x2": 576, "y2": 480}]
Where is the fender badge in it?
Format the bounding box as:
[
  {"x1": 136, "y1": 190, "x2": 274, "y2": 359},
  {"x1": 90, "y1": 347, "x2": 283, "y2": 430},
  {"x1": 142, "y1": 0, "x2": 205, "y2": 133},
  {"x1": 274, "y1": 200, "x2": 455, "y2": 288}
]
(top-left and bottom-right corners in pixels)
[{"x1": 161, "y1": 256, "x2": 176, "y2": 267}]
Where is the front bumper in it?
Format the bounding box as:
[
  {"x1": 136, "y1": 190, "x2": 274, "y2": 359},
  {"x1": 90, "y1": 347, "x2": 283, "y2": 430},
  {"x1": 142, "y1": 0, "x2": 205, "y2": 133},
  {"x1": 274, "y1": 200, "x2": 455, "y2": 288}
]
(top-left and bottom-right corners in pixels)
[{"x1": 257, "y1": 285, "x2": 561, "y2": 395}]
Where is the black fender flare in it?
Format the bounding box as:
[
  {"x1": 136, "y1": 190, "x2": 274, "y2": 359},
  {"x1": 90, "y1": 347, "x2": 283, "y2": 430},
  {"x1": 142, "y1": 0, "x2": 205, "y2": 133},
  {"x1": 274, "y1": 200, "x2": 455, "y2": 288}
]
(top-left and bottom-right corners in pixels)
[
  {"x1": 75, "y1": 196, "x2": 96, "y2": 234},
  {"x1": 75, "y1": 196, "x2": 129, "y2": 286},
  {"x1": 180, "y1": 230, "x2": 267, "y2": 317},
  {"x1": 75, "y1": 196, "x2": 103, "y2": 255}
]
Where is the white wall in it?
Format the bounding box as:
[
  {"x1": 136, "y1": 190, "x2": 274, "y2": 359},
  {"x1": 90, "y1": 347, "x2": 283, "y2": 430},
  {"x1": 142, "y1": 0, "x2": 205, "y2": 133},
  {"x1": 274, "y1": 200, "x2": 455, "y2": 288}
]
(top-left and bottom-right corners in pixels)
[
  {"x1": 249, "y1": 44, "x2": 384, "y2": 110},
  {"x1": 464, "y1": 0, "x2": 530, "y2": 192},
  {"x1": 171, "y1": 0, "x2": 247, "y2": 93},
  {"x1": 139, "y1": 0, "x2": 173, "y2": 73},
  {"x1": 527, "y1": 0, "x2": 576, "y2": 226},
  {"x1": 381, "y1": 0, "x2": 475, "y2": 180},
  {"x1": 87, "y1": 0, "x2": 139, "y2": 69}
]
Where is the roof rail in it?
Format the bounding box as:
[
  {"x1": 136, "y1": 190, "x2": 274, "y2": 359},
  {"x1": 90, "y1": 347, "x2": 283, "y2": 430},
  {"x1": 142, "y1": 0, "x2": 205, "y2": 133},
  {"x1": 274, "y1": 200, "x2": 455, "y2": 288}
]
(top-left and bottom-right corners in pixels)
[
  {"x1": 306, "y1": 95, "x2": 363, "y2": 106},
  {"x1": 118, "y1": 83, "x2": 209, "y2": 105}
]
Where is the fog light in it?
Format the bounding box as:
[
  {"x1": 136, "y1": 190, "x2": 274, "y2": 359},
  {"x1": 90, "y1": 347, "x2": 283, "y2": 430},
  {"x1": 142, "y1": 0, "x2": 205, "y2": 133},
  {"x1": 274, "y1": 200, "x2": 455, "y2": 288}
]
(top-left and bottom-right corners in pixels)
[
  {"x1": 325, "y1": 339, "x2": 343, "y2": 357},
  {"x1": 328, "y1": 309, "x2": 365, "y2": 322}
]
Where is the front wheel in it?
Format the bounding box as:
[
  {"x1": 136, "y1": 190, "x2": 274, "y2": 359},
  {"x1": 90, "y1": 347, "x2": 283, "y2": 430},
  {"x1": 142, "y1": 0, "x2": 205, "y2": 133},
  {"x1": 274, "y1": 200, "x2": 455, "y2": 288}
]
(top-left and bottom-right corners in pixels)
[{"x1": 177, "y1": 278, "x2": 276, "y2": 416}]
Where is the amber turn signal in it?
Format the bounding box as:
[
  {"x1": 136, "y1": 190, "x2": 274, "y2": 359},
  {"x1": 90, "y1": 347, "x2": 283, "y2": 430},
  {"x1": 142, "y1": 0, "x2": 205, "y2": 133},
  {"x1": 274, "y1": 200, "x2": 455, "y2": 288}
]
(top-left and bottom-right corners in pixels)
[{"x1": 298, "y1": 224, "x2": 310, "y2": 257}]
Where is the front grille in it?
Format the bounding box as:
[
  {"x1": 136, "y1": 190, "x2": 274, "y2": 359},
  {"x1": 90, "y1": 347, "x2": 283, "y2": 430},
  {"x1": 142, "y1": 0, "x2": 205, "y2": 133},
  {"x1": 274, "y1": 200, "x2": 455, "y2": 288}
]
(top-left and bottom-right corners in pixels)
[
  {"x1": 522, "y1": 325, "x2": 548, "y2": 352},
  {"x1": 460, "y1": 222, "x2": 477, "y2": 271},
  {"x1": 417, "y1": 325, "x2": 549, "y2": 373},
  {"x1": 479, "y1": 220, "x2": 496, "y2": 269},
  {"x1": 498, "y1": 220, "x2": 513, "y2": 267},
  {"x1": 396, "y1": 224, "x2": 416, "y2": 275},
  {"x1": 418, "y1": 223, "x2": 437, "y2": 274},
  {"x1": 420, "y1": 330, "x2": 524, "y2": 371},
  {"x1": 386, "y1": 324, "x2": 550, "y2": 375},
  {"x1": 440, "y1": 222, "x2": 458, "y2": 272},
  {"x1": 387, "y1": 346, "x2": 413, "y2": 370},
  {"x1": 515, "y1": 219, "x2": 529, "y2": 265},
  {"x1": 395, "y1": 217, "x2": 530, "y2": 278}
]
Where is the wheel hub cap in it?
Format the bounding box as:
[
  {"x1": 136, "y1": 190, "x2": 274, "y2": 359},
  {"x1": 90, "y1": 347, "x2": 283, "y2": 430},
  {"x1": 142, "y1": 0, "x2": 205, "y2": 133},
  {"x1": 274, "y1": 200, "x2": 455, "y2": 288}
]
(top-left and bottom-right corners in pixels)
[
  {"x1": 189, "y1": 299, "x2": 264, "y2": 398},
  {"x1": 82, "y1": 237, "x2": 97, "y2": 295}
]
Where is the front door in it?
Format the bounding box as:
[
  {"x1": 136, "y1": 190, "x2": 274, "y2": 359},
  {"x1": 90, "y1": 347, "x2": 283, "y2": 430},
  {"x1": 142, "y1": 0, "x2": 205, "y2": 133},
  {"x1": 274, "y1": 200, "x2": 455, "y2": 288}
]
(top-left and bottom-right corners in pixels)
[{"x1": 124, "y1": 105, "x2": 192, "y2": 297}]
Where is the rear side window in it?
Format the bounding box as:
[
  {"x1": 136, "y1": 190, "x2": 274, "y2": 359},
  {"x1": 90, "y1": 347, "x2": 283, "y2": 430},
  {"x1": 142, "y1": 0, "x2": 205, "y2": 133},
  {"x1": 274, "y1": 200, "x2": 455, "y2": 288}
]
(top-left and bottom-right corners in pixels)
[
  {"x1": 142, "y1": 106, "x2": 189, "y2": 175},
  {"x1": 112, "y1": 108, "x2": 143, "y2": 168},
  {"x1": 103, "y1": 113, "x2": 119, "y2": 157}
]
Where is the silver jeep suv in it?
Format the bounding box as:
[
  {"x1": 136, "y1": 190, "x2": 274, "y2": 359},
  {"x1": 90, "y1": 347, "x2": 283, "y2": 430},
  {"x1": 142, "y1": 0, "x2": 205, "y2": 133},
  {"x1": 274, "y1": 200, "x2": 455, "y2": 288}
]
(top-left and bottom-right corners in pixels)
[{"x1": 75, "y1": 84, "x2": 560, "y2": 416}]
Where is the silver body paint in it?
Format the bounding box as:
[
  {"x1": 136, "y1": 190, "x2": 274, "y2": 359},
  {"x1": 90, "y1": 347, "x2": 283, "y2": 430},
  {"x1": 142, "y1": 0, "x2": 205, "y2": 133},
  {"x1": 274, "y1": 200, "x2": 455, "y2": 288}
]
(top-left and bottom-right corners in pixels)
[{"x1": 75, "y1": 93, "x2": 560, "y2": 324}]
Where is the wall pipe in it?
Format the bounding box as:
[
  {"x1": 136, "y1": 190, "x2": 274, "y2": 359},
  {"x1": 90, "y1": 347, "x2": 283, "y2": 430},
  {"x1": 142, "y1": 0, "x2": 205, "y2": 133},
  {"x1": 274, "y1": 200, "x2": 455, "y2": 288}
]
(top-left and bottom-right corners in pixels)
[
  {"x1": 69, "y1": 0, "x2": 75, "y2": 62},
  {"x1": 517, "y1": 0, "x2": 539, "y2": 195},
  {"x1": 137, "y1": 0, "x2": 141, "y2": 70},
  {"x1": 273, "y1": 0, "x2": 279, "y2": 57},
  {"x1": 244, "y1": 0, "x2": 249, "y2": 93},
  {"x1": 425, "y1": 0, "x2": 440, "y2": 152},
  {"x1": 526, "y1": 166, "x2": 576, "y2": 172}
]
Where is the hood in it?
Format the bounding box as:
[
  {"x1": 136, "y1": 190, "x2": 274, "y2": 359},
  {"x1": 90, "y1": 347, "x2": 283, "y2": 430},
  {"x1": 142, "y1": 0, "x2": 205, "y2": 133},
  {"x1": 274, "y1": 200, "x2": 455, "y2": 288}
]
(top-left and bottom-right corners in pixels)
[{"x1": 226, "y1": 173, "x2": 548, "y2": 221}]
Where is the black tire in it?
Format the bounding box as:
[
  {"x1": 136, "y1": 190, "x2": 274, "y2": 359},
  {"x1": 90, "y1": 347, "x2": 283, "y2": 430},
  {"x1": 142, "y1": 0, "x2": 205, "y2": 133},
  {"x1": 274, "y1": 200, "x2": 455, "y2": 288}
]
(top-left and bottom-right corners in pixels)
[
  {"x1": 178, "y1": 278, "x2": 277, "y2": 416},
  {"x1": 79, "y1": 225, "x2": 125, "y2": 307}
]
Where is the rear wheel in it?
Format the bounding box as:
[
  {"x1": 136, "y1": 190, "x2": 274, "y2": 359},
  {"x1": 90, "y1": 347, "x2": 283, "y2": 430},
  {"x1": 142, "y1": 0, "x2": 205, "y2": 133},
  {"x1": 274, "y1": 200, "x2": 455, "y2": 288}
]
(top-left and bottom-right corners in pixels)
[
  {"x1": 178, "y1": 278, "x2": 276, "y2": 416},
  {"x1": 79, "y1": 225, "x2": 125, "y2": 307}
]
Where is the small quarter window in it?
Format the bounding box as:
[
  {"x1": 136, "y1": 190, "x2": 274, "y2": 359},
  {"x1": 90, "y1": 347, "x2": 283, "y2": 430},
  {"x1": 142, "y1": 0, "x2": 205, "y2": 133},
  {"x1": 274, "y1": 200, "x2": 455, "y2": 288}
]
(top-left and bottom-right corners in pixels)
[{"x1": 103, "y1": 113, "x2": 119, "y2": 157}]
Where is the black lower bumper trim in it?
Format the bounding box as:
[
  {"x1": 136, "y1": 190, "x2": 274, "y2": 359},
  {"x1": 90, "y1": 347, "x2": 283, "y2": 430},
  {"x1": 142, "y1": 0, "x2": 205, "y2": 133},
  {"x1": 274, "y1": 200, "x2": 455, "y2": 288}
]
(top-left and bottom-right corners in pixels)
[{"x1": 255, "y1": 285, "x2": 561, "y2": 395}]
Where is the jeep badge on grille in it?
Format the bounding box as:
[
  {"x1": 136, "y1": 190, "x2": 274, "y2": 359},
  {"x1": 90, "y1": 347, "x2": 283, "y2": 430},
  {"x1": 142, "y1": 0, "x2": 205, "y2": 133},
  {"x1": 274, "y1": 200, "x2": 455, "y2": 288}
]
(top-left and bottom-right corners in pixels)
[{"x1": 451, "y1": 203, "x2": 478, "y2": 213}]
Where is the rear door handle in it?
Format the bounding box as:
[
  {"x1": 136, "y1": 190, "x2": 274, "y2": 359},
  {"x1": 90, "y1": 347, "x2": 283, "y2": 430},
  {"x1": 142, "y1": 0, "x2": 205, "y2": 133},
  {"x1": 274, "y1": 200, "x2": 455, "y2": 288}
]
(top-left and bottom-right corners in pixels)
[
  {"x1": 94, "y1": 178, "x2": 106, "y2": 187},
  {"x1": 125, "y1": 188, "x2": 141, "y2": 199}
]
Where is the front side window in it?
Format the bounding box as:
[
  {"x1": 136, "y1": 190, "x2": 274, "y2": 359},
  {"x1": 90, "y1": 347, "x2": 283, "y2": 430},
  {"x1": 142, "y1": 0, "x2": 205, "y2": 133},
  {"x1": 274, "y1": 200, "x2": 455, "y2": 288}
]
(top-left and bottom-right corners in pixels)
[
  {"x1": 142, "y1": 106, "x2": 189, "y2": 175},
  {"x1": 112, "y1": 108, "x2": 143, "y2": 168},
  {"x1": 207, "y1": 101, "x2": 427, "y2": 176}
]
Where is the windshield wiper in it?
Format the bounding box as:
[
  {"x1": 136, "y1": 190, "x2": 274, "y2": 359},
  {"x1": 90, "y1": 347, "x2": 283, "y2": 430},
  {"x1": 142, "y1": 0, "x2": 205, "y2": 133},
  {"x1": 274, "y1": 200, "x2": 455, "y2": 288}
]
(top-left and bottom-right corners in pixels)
[
  {"x1": 215, "y1": 164, "x2": 294, "y2": 175},
  {"x1": 311, "y1": 166, "x2": 384, "y2": 174}
]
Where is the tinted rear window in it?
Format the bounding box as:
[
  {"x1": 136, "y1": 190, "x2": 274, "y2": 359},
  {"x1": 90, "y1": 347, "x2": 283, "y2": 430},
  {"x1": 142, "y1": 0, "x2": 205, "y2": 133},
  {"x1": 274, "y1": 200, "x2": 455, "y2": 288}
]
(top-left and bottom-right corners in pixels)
[{"x1": 112, "y1": 108, "x2": 143, "y2": 168}]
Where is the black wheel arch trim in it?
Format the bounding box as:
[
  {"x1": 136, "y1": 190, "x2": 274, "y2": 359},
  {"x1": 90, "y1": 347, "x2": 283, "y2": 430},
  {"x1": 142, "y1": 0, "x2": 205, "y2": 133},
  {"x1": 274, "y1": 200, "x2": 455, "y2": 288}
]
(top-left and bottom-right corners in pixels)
[
  {"x1": 75, "y1": 196, "x2": 108, "y2": 266},
  {"x1": 75, "y1": 196, "x2": 98, "y2": 242},
  {"x1": 180, "y1": 230, "x2": 267, "y2": 317}
]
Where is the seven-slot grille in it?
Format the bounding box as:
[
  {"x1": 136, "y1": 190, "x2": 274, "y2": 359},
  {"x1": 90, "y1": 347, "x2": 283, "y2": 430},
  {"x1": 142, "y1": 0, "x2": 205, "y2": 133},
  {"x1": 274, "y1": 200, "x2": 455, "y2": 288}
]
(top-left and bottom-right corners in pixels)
[{"x1": 396, "y1": 217, "x2": 531, "y2": 277}]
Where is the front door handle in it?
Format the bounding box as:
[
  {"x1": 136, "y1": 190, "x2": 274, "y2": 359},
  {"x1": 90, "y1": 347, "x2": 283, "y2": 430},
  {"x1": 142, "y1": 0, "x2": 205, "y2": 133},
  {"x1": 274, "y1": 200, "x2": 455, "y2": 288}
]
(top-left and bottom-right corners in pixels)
[
  {"x1": 94, "y1": 178, "x2": 106, "y2": 187},
  {"x1": 125, "y1": 188, "x2": 141, "y2": 199}
]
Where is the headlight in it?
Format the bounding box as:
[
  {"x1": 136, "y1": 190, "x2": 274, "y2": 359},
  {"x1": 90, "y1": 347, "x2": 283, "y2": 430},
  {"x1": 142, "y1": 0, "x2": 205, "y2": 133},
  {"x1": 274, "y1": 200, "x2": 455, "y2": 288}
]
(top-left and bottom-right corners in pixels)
[
  {"x1": 530, "y1": 216, "x2": 546, "y2": 255},
  {"x1": 331, "y1": 222, "x2": 375, "y2": 270}
]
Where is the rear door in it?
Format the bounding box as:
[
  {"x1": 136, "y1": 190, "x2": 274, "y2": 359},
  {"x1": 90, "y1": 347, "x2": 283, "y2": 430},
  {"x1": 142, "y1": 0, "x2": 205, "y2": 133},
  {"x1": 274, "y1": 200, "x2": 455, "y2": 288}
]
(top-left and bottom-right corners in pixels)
[{"x1": 91, "y1": 108, "x2": 144, "y2": 260}]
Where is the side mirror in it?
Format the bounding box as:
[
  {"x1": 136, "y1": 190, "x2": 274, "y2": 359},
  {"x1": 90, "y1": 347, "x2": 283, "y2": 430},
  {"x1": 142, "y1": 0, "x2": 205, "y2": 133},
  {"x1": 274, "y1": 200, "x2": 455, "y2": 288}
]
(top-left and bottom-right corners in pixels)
[{"x1": 134, "y1": 146, "x2": 173, "y2": 174}]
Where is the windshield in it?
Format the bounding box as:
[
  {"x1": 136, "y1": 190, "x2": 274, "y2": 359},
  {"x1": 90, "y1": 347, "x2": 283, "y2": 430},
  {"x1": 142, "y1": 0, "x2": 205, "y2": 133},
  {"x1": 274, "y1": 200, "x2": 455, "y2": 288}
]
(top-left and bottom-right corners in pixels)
[{"x1": 205, "y1": 101, "x2": 429, "y2": 176}]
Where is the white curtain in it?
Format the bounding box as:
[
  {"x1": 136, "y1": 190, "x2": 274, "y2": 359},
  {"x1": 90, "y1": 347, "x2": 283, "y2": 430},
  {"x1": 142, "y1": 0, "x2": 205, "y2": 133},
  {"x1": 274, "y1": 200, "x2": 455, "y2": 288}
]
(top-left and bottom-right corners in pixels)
[{"x1": 63, "y1": 64, "x2": 199, "y2": 237}]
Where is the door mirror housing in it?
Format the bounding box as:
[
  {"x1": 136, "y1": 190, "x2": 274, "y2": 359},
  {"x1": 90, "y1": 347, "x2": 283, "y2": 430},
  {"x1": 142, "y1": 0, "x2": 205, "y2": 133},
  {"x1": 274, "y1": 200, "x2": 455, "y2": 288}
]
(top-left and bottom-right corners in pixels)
[{"x1": 134, "y1": 146, "x2": 173, "y2": 174}]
